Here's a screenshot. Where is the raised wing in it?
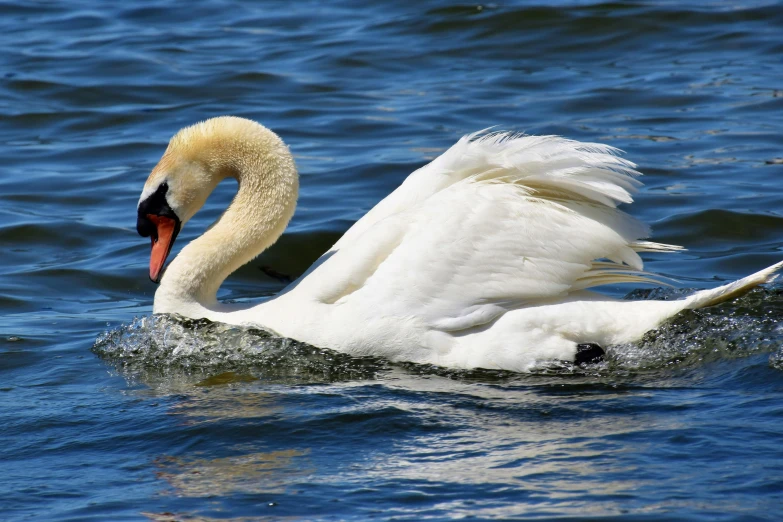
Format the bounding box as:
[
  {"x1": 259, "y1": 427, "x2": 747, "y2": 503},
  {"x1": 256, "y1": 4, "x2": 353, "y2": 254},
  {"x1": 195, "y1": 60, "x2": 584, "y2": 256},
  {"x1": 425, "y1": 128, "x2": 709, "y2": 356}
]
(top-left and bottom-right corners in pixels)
[{"x1": 289, "y1": 132, "x2": 680, "y2": 332}]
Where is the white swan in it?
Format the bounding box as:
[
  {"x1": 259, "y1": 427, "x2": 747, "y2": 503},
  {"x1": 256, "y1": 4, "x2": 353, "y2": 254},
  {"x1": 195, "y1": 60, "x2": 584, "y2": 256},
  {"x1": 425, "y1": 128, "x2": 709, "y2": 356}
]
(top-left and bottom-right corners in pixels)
[{"x1": 136, "y1": 116, "x2": 783, "y2": 371}]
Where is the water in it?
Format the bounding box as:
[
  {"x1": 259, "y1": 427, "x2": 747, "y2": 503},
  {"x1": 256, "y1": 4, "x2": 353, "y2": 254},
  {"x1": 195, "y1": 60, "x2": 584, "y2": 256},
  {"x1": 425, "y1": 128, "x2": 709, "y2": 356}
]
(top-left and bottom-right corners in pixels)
[{"x1": 2, "y1": 0, "x2": 783, "y2": 519}]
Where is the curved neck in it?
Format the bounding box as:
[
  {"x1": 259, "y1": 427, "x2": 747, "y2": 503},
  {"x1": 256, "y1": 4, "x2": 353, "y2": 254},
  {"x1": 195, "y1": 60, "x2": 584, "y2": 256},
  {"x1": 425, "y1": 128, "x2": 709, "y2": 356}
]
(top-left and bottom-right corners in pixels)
[{"x1": 156, "y1": 128, "x2": 298, "y2": 308}]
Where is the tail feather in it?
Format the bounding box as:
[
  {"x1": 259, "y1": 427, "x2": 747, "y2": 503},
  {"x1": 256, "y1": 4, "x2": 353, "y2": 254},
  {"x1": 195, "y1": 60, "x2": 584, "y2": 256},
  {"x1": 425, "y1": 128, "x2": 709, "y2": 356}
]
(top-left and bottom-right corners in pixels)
[{"x1": 684, "y1": 260, "x2": 783, "y2": 309}]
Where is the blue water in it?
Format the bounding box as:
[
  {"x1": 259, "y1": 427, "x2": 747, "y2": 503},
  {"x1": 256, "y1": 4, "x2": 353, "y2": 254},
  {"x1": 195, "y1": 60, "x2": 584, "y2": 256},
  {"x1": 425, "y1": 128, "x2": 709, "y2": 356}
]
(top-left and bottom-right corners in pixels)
[{"x1": 2, "y1": 1, "x2": 783, "y2": 520}]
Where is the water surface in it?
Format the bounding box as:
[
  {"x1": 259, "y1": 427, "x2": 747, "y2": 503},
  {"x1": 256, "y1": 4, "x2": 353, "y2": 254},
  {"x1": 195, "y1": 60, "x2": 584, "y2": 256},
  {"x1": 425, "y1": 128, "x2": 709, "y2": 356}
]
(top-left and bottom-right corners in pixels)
[{"x1": 2, "y1": 1, "x2": 783, "y2": 520}]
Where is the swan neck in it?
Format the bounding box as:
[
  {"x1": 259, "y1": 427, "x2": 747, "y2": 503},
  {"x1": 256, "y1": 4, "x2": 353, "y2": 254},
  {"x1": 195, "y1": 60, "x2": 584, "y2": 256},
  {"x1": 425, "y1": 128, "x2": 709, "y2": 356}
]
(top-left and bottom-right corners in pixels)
[{"x1": 157, "y1": 127, "x2": 298, "y2": 308}]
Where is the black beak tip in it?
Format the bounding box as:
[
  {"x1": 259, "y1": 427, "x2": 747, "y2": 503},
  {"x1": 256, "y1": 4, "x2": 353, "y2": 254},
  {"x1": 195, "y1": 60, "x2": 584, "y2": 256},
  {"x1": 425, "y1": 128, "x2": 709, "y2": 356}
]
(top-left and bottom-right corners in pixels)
[{"x1": 137, "y1": 213, "x2": 157, "y2": 239}]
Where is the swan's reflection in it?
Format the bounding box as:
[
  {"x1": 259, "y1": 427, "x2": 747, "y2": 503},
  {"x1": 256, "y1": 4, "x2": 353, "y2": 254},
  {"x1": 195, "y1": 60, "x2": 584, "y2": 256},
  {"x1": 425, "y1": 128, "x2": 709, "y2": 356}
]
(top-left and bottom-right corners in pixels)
[
  {"x1": 93, "y1": 302, "x2": 783, "y2": 520},
  {"x1": 154, "y1": 448, "x2": 311, "y2": 497},
  {"x1": 135, "y1": 367, "x2": 689, "y2": 519}
]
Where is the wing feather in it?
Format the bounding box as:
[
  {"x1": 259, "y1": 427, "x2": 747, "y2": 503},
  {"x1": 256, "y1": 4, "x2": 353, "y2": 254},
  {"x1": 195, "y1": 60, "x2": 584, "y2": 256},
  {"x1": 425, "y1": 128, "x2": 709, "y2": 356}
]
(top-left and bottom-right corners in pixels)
[{"x1": 292, "y1": 132, "x2": 680, "y2": 333}]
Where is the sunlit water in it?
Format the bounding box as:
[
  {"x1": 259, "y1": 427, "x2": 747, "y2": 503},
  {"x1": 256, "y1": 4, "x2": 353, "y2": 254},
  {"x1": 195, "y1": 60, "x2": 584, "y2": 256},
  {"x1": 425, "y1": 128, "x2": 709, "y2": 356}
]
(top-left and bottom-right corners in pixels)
[{"x1": 2, "y1": 1, "x2": 783, "y2": 520}]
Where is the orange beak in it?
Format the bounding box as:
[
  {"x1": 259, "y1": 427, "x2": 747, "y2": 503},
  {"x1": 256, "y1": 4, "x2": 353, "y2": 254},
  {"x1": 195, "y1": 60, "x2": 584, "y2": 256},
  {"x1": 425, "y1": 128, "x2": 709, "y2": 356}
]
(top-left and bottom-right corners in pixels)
[
  {"x1": 137, "y1": 182, "x2": 180, "y2": 283},
  {"x1": 146, "y1": 214, "x2": 179, "y2": 283}
]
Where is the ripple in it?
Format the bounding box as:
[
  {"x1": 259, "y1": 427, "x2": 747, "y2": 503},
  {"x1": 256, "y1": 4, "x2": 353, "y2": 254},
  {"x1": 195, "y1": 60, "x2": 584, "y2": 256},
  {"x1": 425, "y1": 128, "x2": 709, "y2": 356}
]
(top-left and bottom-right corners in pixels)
[
  {"x1": 93, "y1": 286, "x2": 783, "y2": 393},
  {"x1": 4, "y1": 0, "x2": 783, "y2": 519},
  {"x1": 620, "y1": 286, "x2": 783, "y2": 373},
  {"x1": 93, "y1": 314, "x2": 389, "y2": 385}
]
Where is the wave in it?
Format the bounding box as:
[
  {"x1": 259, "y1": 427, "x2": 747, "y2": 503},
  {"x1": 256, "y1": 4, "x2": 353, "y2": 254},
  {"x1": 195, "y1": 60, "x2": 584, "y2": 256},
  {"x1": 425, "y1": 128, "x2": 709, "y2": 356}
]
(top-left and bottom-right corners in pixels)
[{"x1": 94, "y1": 287, "x2": 783, "y2": 389}]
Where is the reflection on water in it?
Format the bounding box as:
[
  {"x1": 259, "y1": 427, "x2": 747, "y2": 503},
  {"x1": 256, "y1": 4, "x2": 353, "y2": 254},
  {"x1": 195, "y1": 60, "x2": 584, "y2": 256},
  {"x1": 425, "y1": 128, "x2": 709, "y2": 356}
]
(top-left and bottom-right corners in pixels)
[
  {"x1": 92, "y1": 286, "x2": 783, "y2": 519},
  {"x1": 154, "y1": 449, "x2": 312, "y2": 497},
  {"x1": 130, "y1": 361, "x2": 781, "y2": 520},
  {"x1": 167, "y1": 388, "x2": 284, "y2": 425}
]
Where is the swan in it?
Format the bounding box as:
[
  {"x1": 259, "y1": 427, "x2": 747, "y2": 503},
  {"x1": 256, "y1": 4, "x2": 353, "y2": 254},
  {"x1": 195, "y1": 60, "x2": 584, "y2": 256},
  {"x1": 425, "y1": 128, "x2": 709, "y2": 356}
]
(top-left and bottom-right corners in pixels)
[{"x1": 136, "y1": 116, "x2": 783, "y2": 371}]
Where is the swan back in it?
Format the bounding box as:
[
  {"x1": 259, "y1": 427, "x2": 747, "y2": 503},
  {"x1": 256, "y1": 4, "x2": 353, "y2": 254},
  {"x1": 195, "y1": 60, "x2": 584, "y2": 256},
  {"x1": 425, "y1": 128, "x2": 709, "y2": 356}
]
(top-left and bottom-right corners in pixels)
[{"x1": 140, "y1": 117, "x2": 294, "y2": 225}]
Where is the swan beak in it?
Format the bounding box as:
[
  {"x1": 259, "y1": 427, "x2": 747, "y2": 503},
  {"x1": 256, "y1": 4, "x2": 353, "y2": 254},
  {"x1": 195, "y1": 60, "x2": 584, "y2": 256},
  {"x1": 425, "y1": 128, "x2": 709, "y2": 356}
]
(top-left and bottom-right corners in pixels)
[{"x1": 137, "y1": 213, "x2": 181, "y2": 283}]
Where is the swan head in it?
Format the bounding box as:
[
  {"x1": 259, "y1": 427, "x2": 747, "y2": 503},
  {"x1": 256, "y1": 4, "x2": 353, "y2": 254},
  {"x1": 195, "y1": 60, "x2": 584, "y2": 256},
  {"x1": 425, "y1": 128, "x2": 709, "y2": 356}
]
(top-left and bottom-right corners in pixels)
[
  {"x1": 137, "y1": 116, "x2": 297, "y2": 284},
  {"x1": 137, "y1": 120, "x2": 228, "y2": 282},
  {"x1": 137, "y1": 180, "x2": 182, "y2": 283}
]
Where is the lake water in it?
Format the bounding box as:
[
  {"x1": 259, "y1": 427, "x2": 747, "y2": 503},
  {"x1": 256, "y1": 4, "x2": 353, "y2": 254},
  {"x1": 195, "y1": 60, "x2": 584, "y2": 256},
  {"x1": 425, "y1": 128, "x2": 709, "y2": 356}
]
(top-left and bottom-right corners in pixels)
[{"x1": 2, "y1": 1, "x2": 783, "y2": 520}]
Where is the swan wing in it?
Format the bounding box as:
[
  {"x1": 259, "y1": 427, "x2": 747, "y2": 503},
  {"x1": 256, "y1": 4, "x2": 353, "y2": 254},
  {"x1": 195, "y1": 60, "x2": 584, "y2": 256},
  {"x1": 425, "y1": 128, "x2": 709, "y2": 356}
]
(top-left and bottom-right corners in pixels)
[{"x1": 290, "y1": 133, "x2": 679, "y2": 333}]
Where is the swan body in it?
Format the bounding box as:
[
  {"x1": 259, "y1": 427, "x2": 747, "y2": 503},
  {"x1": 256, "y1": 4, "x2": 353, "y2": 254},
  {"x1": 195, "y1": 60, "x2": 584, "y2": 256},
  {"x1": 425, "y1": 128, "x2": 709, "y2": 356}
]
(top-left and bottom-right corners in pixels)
[{"x1": 137, "y1": 117, "x2": 783, "y2": 371}]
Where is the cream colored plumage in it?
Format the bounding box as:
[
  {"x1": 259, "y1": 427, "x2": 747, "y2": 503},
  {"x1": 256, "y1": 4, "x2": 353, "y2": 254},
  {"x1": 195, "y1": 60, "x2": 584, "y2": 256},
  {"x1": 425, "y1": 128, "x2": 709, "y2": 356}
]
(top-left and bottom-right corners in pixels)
[{"x1": 137, "y1": 116, "x2": 783, "y2": 371}]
